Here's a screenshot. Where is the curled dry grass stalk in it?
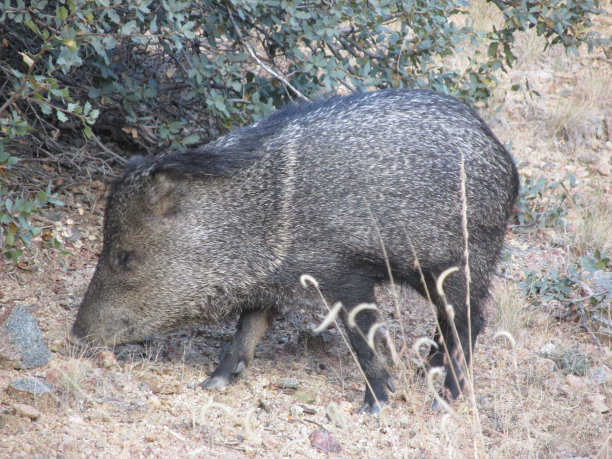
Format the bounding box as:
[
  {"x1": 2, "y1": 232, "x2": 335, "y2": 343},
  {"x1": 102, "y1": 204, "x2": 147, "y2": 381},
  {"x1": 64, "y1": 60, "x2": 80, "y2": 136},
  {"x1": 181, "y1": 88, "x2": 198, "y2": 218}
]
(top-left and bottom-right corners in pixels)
[
  {"x1": 191, "y1": 400, "x2": 262, "y2": 446},
  {"x1": 305, "y1": 155, "x2": 516, "y2": 454},
  {"x1": 300, "y1": 274, "x2": 386, "y2": 412}
]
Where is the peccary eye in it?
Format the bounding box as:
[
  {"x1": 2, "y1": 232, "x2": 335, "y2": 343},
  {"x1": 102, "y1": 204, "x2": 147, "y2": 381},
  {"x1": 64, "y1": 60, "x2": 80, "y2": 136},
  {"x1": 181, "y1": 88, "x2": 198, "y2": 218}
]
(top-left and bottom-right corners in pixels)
[{"x1": 117, "y1": 251, "x2": 134, "y2": 271}]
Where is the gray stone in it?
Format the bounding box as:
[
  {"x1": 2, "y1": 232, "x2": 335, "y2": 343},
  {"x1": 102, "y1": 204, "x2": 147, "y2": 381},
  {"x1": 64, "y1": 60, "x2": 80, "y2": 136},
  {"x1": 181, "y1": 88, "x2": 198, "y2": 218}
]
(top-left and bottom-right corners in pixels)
[
  {"x1": 0, "y1": 305, "x2": 51, "y2": 369},
  {"x1": 276, "y1": 377, "x2": 300, "y2": 389},
  {"x1": 589, "y1": 366, "x2": 612, "y2": 385},
  {"x1": 6, "y1": 378, "x2": 55, "y2": 410},
  {"x1": 593, "y1": 270, "x2": 612, "y2": 301}
]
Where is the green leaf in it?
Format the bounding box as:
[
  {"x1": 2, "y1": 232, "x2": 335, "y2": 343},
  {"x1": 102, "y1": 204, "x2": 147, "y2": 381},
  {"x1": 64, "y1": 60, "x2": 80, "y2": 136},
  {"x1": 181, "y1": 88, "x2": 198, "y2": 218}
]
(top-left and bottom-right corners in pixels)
[
  {"x1": 24, "y1": 20, "x2": 41, "y2": 37},
  {"x1": 56, "y1": 110, "x2": 68, "y2": 123},
  {"x1": 57, "y1": 6, "x2": 68, "y2": 22},
  {"x1": 182, "y1": 134, "x2": 200, "y2": 145}
]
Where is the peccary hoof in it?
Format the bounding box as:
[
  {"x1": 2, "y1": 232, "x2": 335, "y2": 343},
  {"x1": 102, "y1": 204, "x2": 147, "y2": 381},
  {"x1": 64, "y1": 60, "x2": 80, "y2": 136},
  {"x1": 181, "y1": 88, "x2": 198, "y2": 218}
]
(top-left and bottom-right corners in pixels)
[
  {"x1": 386, "y1": 377, "x2": 396, "y2": 393},
  {"x1": 357, "y1": 402, "x2": 383, "y2": 416},
  {"x1": 200, "y1": 375, "x2": 231, "y2": 390},
  {"x1": 200, "y1": 360, "x2": 246, "y2": 390}
]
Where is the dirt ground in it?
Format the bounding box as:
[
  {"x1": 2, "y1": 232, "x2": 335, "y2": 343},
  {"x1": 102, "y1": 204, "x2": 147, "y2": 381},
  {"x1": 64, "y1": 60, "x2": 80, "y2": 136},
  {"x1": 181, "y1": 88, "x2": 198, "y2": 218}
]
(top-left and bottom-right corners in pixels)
[{"x1": 1, "y1": 6, "x2": 612, "y2": 458}]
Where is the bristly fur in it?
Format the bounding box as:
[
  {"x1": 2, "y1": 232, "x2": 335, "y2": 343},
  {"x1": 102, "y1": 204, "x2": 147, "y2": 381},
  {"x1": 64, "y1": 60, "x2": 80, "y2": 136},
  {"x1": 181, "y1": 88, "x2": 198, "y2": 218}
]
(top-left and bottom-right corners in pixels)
[{"x1": 73, "y1": 88, "x2": 520, "y2": 414}]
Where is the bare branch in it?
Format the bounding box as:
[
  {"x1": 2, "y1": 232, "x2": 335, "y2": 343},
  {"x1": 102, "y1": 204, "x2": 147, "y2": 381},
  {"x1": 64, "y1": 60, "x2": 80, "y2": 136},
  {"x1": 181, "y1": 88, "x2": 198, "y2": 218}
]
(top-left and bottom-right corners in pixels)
[
  {"x1": 225, "y1": 5, "x2": 310, "y2": 102},
  {"x1": 91, "y1": 134, "x2": 128, "y2": 166},
  {"x1": 489, "y1": 0, "x2": 511, "y2": 12}
]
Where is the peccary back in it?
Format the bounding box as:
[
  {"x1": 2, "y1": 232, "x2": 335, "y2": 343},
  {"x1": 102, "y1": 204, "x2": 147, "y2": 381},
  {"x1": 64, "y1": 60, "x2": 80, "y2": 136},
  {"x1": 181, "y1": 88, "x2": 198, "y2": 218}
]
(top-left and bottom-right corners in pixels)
[{"x1": 72, "y1": 89, "x2": 519, "y2": 413}]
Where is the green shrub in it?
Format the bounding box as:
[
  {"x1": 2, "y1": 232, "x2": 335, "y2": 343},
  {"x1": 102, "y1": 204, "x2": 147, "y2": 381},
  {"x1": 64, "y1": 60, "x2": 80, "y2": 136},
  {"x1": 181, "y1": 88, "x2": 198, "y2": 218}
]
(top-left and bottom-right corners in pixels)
[
  {"x1": 515, "y1": 173, "x2": 577, "y2": 229},
  {"x1": 0, "y1": 147, "x2": 64, "y2": 264},
  {"x1": 1, "y1": 0, "x2": 608, "y2": 150}
]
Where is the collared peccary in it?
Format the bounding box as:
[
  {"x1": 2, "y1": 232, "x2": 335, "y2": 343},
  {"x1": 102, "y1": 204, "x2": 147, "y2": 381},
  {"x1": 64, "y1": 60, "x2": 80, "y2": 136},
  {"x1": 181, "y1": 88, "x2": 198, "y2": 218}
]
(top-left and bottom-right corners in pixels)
[{"x1": 71, "y1": 89, "x2": 519, "y2": 414}]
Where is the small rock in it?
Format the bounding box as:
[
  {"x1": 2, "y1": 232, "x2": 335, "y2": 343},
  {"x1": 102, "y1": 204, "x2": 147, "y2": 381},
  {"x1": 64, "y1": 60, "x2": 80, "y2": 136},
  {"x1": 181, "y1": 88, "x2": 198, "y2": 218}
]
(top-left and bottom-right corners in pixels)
[
  {"x1": 6, "y1": 378, "x2": 55, "y2": 410},
  {"x1": 144, "y1": 433, "x2": 156, "y2": 443},
  {"x1": 588, "y1": 394, "x2": 609, "y2": 414},
  {"x1": 589, "y1": 366, "x2": 612, "y2": 385},
  {"x1": 597, "y1": 159, "x2": 611, "y2": 176},
  {"x1": 593, "y1": 271, "x2": 612, "y2": 301},
  {"x1": 0, "y1": 305, "x2": 51, "y2": 369},
  {"x1": 13, "y1": 403, "x2": 41, "y2": 420},
  {"x1": 97, "y1": 351, "x2": 117, "y2": 369},
  {"x1": 290, "y1": 405, "x2": 304, "y2": 417},
  {"x1": 65, "y1": 228, "x2": 81, "y2": 243},
  {"x1": 540, "y1": 342, "x2": 555, "y2": 356},
  {"x1": 309, "y1": 430, "x2": 342, "y2": 453},
  {"x1": 565, "y1": 374, "x2": 587, "y2": 390},
  {"x1": 293, "y1": 390, "x2": 316, "y2": 404},
  {"x1": 275, "y1": 377, "x2": 299, "y2": 390}
]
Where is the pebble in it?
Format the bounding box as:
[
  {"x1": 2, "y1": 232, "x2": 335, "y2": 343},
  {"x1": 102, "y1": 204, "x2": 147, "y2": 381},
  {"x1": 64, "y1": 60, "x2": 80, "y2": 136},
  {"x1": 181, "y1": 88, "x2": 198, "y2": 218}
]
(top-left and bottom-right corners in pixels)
[
  {"x1": 309, "y1": 430, "x2": 342, "y2": 453},
  {"x1": 275, "y1": 377, "x2": 299, "y2": 389},
  {"x1": 589, "y1": 366, "x2": 612, "y2": 385},
  {"x1": 540, "y1": 342, "x2": 555, "y2": 356},
  {"x1": 565, "y1": 374, "x2": 587, "y2": 390},
  {"x1": 588, "y1": 394, "x2": 609, "y2": 414},
  {"x1": 0, "y1": 305, "x2": 51, "y2": 369},
  {"x1": 6, "y1": 378, "x2": 56, "y2": 410},
  {"x1": 290, "y1": 405, "x2": 304, "y2": 417},
  {"x1": 13, "y1": 403, "x2": 41, "y2": 420}
]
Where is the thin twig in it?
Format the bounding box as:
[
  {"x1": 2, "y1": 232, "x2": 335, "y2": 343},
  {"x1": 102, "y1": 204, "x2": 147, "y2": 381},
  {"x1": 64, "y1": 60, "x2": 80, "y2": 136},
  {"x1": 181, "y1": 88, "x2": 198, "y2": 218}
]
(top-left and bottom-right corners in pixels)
[
  {"x1": 225, "y1": 5, "x2": 310, "y2": 102},
  {"x1": 578, "y1": 308, "x2": 604, "y2": 353},
  {"x1": 91, "y1": 134, "x2": 128, "y2": 166},
  {"x1": 495, "y1": 271, "x2": 520, "y2": 281}
]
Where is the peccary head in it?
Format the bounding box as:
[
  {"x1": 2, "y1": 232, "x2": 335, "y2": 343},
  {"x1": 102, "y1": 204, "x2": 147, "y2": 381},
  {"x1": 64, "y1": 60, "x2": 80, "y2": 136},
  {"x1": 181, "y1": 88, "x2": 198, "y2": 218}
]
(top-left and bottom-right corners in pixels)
[{"x1": 71, "y1": 150, "x2": 258, "y2": 345}]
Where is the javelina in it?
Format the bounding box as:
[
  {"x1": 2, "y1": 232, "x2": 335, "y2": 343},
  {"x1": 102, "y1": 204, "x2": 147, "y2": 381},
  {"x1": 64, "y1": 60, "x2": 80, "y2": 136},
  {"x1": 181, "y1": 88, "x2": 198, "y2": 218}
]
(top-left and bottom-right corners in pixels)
[{"x1": 71, "y1": 89, "x2": 519, "y2": 413}]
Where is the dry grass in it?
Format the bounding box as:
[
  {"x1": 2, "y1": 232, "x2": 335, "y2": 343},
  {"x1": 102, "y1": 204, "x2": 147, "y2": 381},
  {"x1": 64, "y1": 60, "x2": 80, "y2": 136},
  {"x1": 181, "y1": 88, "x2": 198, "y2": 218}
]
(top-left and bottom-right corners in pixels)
[
  {"x1": 491, "y1": 279, "x2": 529, "y2": 340},
  {"x1": 575, "y1": 194, "x2": 612, "y2": 254},
  {"x1": 545, "y1": 67, "x2": 612, "y2": 145}
]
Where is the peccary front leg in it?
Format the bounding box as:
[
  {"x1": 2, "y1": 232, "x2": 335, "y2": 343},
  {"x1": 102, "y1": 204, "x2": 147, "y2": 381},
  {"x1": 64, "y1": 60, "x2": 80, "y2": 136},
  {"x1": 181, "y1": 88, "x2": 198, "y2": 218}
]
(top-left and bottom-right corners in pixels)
[
  {"x1": 200, "y1": 309, "x2": 273, "y2": 389},
  {"x1": 329, "y1": 275, "x2": 395, "y2": 415}
]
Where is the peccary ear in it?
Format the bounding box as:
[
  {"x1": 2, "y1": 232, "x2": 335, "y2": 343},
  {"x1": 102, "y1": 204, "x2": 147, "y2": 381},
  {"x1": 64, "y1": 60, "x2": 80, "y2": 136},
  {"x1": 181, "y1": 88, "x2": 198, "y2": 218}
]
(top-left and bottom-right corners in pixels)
[
  {"x1": 146, "y1": 148, "x2": 255, "y2": 216},
  {"x1": 146, "y1": 171, "x2": 182, "y2": 217}
]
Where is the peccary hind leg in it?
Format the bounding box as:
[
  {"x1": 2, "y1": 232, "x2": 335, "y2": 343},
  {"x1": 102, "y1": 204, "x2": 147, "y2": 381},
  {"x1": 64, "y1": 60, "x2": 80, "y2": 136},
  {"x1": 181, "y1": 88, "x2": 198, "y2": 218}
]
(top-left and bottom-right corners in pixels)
[
  {"x1": 201, "y1": 309, "x2": 273, "y2": 389},
  {"x1": 424, "y1": 268, "x2": 485, "y2": 404},
  {"x1": 329, "y1": 274, "x2": 395, "y2": 415}
]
